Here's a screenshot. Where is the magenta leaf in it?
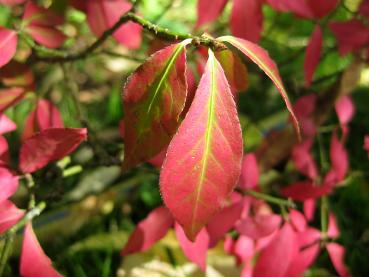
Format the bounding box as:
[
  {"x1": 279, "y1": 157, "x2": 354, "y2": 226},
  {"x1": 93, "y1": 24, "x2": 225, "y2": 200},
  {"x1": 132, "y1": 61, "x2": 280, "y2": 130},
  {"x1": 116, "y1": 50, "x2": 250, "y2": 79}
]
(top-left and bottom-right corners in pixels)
[
  {"x1": 236, "y1": 214, "x2": 282, "y2": 239},
  {"x1": 327, "y1": 212, "x2": 340, "y2": 238},
  {"x1": 326, "y1": 243, "x2": 351, "y2": 277},
  {"x1": 335, "y1": 95, "x2": 355, "y2": 126},
  {"x1": 291, "y1": 139, "x2": 318, "y2": 179},
  {"x1": 0, "y1": 167, "x2": 18, "y2": 203},
  {"x1": 0, "y1": 200, "x2": 24, "y2": 233},
  {"x1": 253, "y1": 223, "x2": 298, "y2": 277},
  {"x1": 196, "y1": 0, "x2": 228, "y2": 28},
  {"x1": 304, "y1": 25, "x2": 323, "y2": 87},
  {"x1": 175, "y1": 223, "x2": 209, "y2": 271},
  {"x1": 239, "y1": 153, "x2": 259, "y2": 189},
  {"x1": 289, "y1": 209, "x2": 307, "y2": 232},
  {"x1": 0, "y1": 113, "x2": 16, "y2": 135},
  {"x1": 0, "y1": 27, "x2": 17, "y2": 68},
  {"x1": 282, "y1": 181, "x2": 332, "y2": 201},
  {"x1": 329, "y1": 132, "x2": 348, "y2": 182},
  {"x1": 20, "y1": 223, "x2": 63, "y2": 277},
  {"x1": 230, "y1": 0, "x2": 263, "y2": 43},
  {"x1": 121, "y1": 206, "x2": 174, "y2": 256},
  {"x1": 285, "y1": 243, "x2": 320, "y2": 277},
  {"x1": 160, "y1": 49, "x2": 243, "y2": 240},
  {"x1": 0, "y1": 136, "x2": 10, "y2": 164},
  {"x1": 19, "y1": 128, "x2": 87, "y2": 173}
]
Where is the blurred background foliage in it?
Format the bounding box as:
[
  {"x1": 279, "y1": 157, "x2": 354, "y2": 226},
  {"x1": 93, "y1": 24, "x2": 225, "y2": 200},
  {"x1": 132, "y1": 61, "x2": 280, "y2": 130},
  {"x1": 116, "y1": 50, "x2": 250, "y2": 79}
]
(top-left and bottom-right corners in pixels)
[{"x1": 1, "y1": 0, "x2": 369, "y2": 276}]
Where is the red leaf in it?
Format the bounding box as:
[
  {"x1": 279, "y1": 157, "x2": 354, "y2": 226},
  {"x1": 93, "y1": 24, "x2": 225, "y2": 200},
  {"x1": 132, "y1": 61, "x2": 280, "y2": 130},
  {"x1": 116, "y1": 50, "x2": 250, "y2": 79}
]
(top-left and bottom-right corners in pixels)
[
  {"x1": 0, "y1": 136, "x2": 10, "y2": 164},
  {"x1": 267, "y1": 0, "x2": 313, "y2": 18},
  {"x1": 291, "y1": 139, "x2": 318, "y2": 179},
  {"x1": 330, "y1": 132, "x2": 348, "y2": 182},
  {"x1": 0, "y1": 200, "x2": 24, "y2": 233},
  {"x1": 236, "y1": 214, "x2": 282, "y2": 239},
  {"x1": 23, "y1": 1, "x2": 66, "y2": 48},
  {"x1": 0, "y1": 87, "x2": 26, "y2": 112},
  {"x1": 20, "y1": 223, "x2": 62, "y2": 277},
  {"x1": 359, "y1": 0, "x2": 369, "y2": 18},
  {"x1": 175, "y1": 223, "x2": 209, "y2": 271},
  {"x1": 253, "y1": 223, "x2": 298, "y2": 277},
  {"x1": 326, "y1": 243, "x2": 351, "y2": 277},
  {"x1": 22, "y1": 99, "x2": 64, "y2": 141},
  {"x1": 123, "y1": 41, "x2": 190, "y2": 169},
  {"x1": 239, "y1": 153, "x2": 259, "y2": 189},
  {"x1": 364, "y1": 135, "x2": 369, "y2": 157},
  {"x1": 0, "y1": 61, "x2": 34, "y2": 88},
  {"x1": 297, "y1": 227, "x2": 321, "y2": 248},
  {"x1": 304, "y1": 26, "x2": 323, "y2": 87},
  {"x1": 289, "y1": 209, "x2": 307, "y2": 232},
  {"x1": 282, "y1": 181, "x2": 332, "y2": 201},
  {"x1": 330, "y1": 20, "x2": 369, "y2": 55},
  {"x1": 308, "y1": 0, "x2": 339, "y2": 18},
  {"x1": 19, "y1": 128, "x2": 87, "y2": 173},
  {"x1": 206, "y1": 199, "x2": 244, "y2": 247},
  {"x1": 303, "y1": 199, "x2": 316, "y2": 221},
  {"x1": 121, "y1": 206, "x2": 174, "y2": 256},
  {"x1": 0, "y1": 114, "x2": 16, "y2": 135},
  {"x1": 293, "y1": 94, "x2": 317, "y2": 137},
  {"x1": 0, "y1": 167, "x2": 18, "y2": 203},
  {"x1": 234, "y1": 235, "x2": 254, "y2": 264},
  {"x1": 87, "y1": 0, "x2": 142, "y2": 49},
  {"x1": 0, "y1": 27, "x2": 17, "y2": 68},
  {"x1": 230, "y1": 0, "x2": 263, "y2": 43},
  {"x1": 160, "y1": 50, "x2": 243, "y2": 240},
  {"x1": 0, "y1": 0, "x2": 25, "y2": 5},
  {"x1": 335, "y1": 95, "x2": 355, "y2": 126},
  {"x1": 285, "y1": 243, "x2": 320, "y2": 277},
  {"x1": 219, "y1": 36, "x2": 300, "y2": 137},
  {"x1": 196, "y1": 0, "x2": 228, "y2": 28}
]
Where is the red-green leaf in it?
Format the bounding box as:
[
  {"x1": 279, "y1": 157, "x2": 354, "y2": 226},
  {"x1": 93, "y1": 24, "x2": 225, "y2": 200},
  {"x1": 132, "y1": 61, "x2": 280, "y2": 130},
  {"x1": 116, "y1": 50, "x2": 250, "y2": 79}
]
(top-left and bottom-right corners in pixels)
[
  {"x1": 0, "y1": 87, "x2": 26, "y2": 112},
  {"x1": 19, "y1": 128, "x2": 87, "y2": 173},
  {"x1": 160, "y1": 50, "x2": 243, "y2": 240},
  {"x1": 0, "y1": 27, "x2": 17, "y2": 68},
  {"x1": 123, "y1": 40, "x2": 190, "y2": 170},
  {"x1": 218, "y1": 36, "x2": 300, "y2": 138}
]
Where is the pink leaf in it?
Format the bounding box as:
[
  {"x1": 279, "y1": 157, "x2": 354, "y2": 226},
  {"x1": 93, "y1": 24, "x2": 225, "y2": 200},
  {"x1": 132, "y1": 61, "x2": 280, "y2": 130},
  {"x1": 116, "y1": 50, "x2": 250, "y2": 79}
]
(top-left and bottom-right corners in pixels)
[
  {"x1": 0, "y1": 200, "x2": 24, "y2": 233},
  {"x1": 327, "y1": 212, "x2": 340, "y2": 238},
  {"x1": 230, "y1": 0, "x2": 263, "y2": 43},
  {"x1": 196, "y1": 0, "x2": 228, "y2": 27},
  {"x1": 304, "y1": 26, "x2": 323, "y2": 87},
  {"x1": 121, "y1": 206, "x2": 174, "y2": 256},
  {"x1": 335, "y1": 95, "x2": 355, "y2": 126},
  {"x1": 364, "y1": 135, "x2": 369, "y2": 157},
  {"x1": 0, "y1": 113, "x2": 16, "y2": 135},
  {"x1": 253, "y1": 223, "x2": 298, "y2": 277},
  {"x1": 330, "y1": 132, "x2": 348, "y2": 182},
  {"x1": 0, "y1": 27, "x2": 17, "y2": 68},
  {"x1": 26, "y1": 25, "x2": 66, "y2": 49},
  {"x1": 219, "y1": 36, "x2": 300, "y2": 137},
  {"x1": 206, "y1": 199, "x2": 244, "y2": 247},
  {"x1": 234, "y1": 235, "x2": 254, "y2": 264},
  {"x1": 19, "y1": 128, "x2": 87, "y2": 173},
  {"x1": 326, "y1": 243, "x2": 351, "y2": 277},
  {"x1": 160, "y1": 50, "x2": 243, "y2": 240},
  {"x1": 0, "y1": 0, "x2": 25, "y2": 5},
  {"x1": 291, "y1": 139, "x2": 318, "y2": 179},
  {"x1": 289, "y1": 209, "x2": 307, "y2": 232},
  {"x1": 175, "y1": 223, "x2": 209, "y2": 271},
  {"x1": 236, "y1": 214, "x2": 282, "y2": 239},
  {"x1": 87, "y1": 0, "x2": 142, "y2": 49},
  {"x1": 0, "y1": 87, "x2": 26, "y2": 112},
  {"x1": 239, "y1": 153, "x2": 259, "y2": 189},
  {"x1": 0, "y1": 136, "x2": 10, "y2": 164},
  {"x1": 0, "y1": 167, "x2": 18, "y2": 203},
  {"x1": 285, "y1": 243, "x2": 320, "y2": 277},
  {"x1": 293, "y1": 94, "x2": 317, "y2": 137},
  {"x1": 22, "y1": 99, "x2": 64, "y2": 141},
  {"x1": 303, "y1": 199, "x2": 316, "y2": 221},
  {"x1": 330, "y1": 20, "x2": 369, "y2": 55},
  {"x1": 297, "y1": 227, "x2": 321, "y2": 248},
  {"x1": 20, "y1": 223, "x2": 62, "y2": 277}
]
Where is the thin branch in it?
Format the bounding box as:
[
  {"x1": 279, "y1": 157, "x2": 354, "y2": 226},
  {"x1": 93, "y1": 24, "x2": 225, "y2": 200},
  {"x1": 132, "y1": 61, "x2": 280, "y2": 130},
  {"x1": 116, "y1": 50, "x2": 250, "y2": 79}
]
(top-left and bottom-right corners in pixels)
[
  {"x1": 246, "y1": 190, "x2": 296, "y2": 208},
  {"x1": 32, "y1": 12, "x2": 226, "y2": 63}
]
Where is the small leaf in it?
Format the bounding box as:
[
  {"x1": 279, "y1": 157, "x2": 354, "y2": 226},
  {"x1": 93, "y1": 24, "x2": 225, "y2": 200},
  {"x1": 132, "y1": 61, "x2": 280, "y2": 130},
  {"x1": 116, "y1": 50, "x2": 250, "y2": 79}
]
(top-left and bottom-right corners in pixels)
[
  {"x1": 335, "y1": 95, "x2": 355, "y2": 126},
  {"x1": 329, "y1": 132, "x2": 348, "y2": 182},
  {"x1": 253, "y1": 223, "x2": 298, "y2": 277},
  {"x1": 196, "y1": 0, "x2": 228, "y2": 28},
  {"x1": 282, "y1": 181, "x2": 332, "y2": 201},
  {"x1": 123, "y1": 40, "x2": 190, "y2": 170},
  {"x1": 327, "y1": 212, "x2": 340, "y2": 239},
  {"x1": 219, "y1": 36, "x2": 300, "y2": 137},
  {"x1": 326, "y1": 243, "x2": 351, "y2": 277},
  {"x1": 0, "y1": 27, "x2": 17, "y2": 68},
  {"x1": 0, "y1": 200, "x2": 24, "y2": 233},
  {"x1": 0, "y1": 136, "x2": 10, "y2": 164},
  {"x1": 0, "y1": 167, "x2": 18, "y2": 203},
  {"x1": 121, "y1": 206, "x2": 174, "y2": 256},
  {"x1": 304, "y1": 25, "x2": 323, "y2": 87},
  {"x1": 285, "y1": 244, "x2": 320, "y2": 277},
  {"x1": 236, "y1": 214, "x2": 282, "y2": 239},
  {"x1": 291, "y1": 139, "x2": 318, "y2": 180},
  {"x1": 239, "y1": 153, "x2": 259, "y2": 189},
  {"x1": 19, "y1": 128, "x2": 87, "y2": 173},
  {"x1": 20, "y1": 223, "x2": 63, "y2": 277},
  {"x1": 160, "y1": 49, "x2": 243, "y2": 240},
  {"x1": 175, "y1": 223, "x2": 209, "y2": 271},
  {"x1": 0, "y1": 113, "x2": 16, "y2": 135},
  {"x1": 230, "y1": 0, "x2": 263, "y2": 43}
]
